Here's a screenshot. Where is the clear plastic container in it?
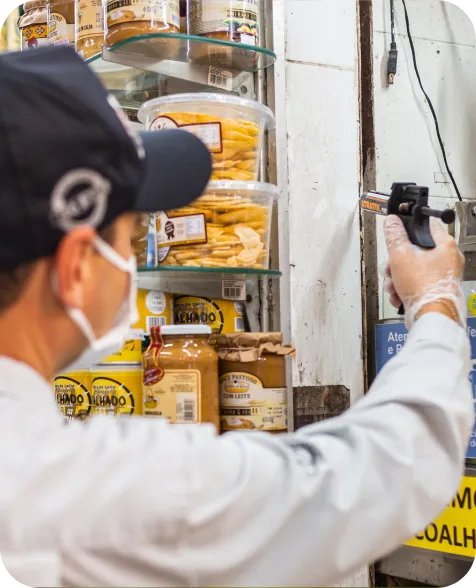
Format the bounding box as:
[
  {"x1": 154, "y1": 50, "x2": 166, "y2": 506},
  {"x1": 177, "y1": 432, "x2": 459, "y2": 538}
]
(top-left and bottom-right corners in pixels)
[
  {"x1": 156, "y1": 181, "x2": 278, "y2": 270},
  {"x1": 132, "y1": 213, "x2": 150, "y2": 267},
  {"x1": 138, "y1": 93, "x2": 275, "y2": 182}
]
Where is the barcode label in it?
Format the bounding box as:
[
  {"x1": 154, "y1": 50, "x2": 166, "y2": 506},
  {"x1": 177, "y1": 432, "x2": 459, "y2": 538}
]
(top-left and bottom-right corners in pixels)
[
  {"x1": 222, "y1": 279, "x2": 246, "y2": 301},
  {"x1": 208, "y1": 67, "x2": 233, "y2": 91},
  {"x1": 176, "y1": 393, "x2": 197, "y2": 424},
  {"x1": 234, "y1": 317, "x2": 245, "y2": 332},
  {"x1": 146, "y1": 316, "x2": 166, "y2": 333},
  {"x1": 208, "y1": 46, "x2": 233, "y2": 67}
]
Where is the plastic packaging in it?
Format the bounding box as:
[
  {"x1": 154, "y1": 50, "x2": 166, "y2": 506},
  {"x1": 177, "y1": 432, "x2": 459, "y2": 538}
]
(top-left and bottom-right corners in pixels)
[
  {"x1": 138, "y1": 93, "x2": 275, "y2": 182},
  {"x1": 156, "y1": 181, "x2": 278, "y2": 270}
]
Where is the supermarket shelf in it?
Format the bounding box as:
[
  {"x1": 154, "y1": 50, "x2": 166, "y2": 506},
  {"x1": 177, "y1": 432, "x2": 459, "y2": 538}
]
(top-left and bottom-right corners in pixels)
[
  {"x1": 88, "y1": 49, "x2": 255, "y2": 98},
  {"x1": 137, "y1": 266, "x2": 281, "y2": 299},
  {"x1": 104, "y1": 33, "x2": 276, "y2": 72}
]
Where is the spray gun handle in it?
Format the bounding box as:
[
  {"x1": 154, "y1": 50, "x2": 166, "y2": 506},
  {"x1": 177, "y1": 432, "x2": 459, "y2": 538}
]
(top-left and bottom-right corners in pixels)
[{"x1": 386, "y1": 183, "x2": 455, "y2": 316}]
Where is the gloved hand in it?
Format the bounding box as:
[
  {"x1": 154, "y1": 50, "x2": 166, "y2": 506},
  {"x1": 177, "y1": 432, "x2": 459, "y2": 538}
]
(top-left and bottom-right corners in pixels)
[{"x1": 383, "y1": 215, "x2": 465, "y2": 329}]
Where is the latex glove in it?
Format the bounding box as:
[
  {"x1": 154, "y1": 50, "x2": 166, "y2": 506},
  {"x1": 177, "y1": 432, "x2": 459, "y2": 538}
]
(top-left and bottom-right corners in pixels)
[{"x1": 383, "y1": 215, "x2": 465, "y2": 329}]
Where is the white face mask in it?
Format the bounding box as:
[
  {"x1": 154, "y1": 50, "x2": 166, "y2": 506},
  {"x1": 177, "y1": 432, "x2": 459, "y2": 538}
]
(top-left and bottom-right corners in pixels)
[{"x1": 63, "y1": 236, "x2": 139, "y2": 371}]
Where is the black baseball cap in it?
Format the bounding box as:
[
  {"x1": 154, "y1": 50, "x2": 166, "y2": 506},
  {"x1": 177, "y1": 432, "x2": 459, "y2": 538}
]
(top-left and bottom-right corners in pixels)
[{"x1": 0, "y1": 46, "x2": 212, "y2": 269}]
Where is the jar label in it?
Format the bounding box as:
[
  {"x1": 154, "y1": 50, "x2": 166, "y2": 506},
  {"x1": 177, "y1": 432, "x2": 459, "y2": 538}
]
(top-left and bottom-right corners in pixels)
[
  {"x1": 174, "y1": 296, "x2": 245, "y2": 335},
  {"x1": 156, "y1": 211, "x2": 208, "y2": 263},
  {"x1": 143, "y1": 370, "x2": 201, "y2": 424},
  {"x1": 48, "y1": 12, "x2": 75, "y2": 46},
  {"x1": 101, "y1": 337, "x2": 144, "y2": 364},
  {"x1": 77, "y1": 0, "x2": 104, "y2": 40},
  {"x1": 134, "y1": 290, "x2": 173, "y2": 334},
  {"x1": 21, "y1": 23, "x2": 48, "y2": 49},
  {"x1": 150, "y1": 116, "x2": 223, "y2": 154},
  {"x1": 188, "y1": 0, "x2": 259, "y2": 44},
  {"x1": 220, "y1": 372, "x2": 287, "y2": 431},
  {"x1": 54, "y1": 373, "x2": 93, "y2": 423},
  {"x1": 106, "y1": 0, "x2": 180, "y2": 30},
  {"x1": 92, "y1": 371, "x2": 143, "y2": 417}
]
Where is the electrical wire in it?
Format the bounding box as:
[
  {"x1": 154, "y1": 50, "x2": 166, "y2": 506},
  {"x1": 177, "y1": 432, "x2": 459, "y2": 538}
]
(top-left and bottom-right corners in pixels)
[
  {"x1": 390, "y1": 0, "x2": 396, "y2": 45},
  {"x1": 387, "y1": 0, "x2": 398, "y2": 84},
  {"x1": 401, "y1": 0, "x2": 462, "y2": 201}
]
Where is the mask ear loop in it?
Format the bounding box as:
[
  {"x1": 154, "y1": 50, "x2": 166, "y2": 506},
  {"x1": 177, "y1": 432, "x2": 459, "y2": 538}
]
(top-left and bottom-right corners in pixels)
[
  {"x1": 95, "y1": 237, "x2": 136, "y2": 273},
  {"x1": 52, "y1": 271, "x2": 97, "y2": 344}
]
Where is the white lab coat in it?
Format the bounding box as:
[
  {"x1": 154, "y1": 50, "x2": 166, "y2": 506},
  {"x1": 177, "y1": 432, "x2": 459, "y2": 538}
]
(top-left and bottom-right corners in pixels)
[{"x1": 0, "y1": 314, "x2": 473, "y2": 588}]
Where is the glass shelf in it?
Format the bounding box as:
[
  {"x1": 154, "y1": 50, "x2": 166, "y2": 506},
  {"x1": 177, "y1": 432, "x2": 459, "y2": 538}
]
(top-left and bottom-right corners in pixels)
[
  {"x1": 104, "y1": 33, "x2": 276, "y2": 73},
  {"x1": 137, "y1": 266, "x2": 280, "y2": 300},
  {"x1": 138, "y1": 266, "x2": 281, "y2": 278}
]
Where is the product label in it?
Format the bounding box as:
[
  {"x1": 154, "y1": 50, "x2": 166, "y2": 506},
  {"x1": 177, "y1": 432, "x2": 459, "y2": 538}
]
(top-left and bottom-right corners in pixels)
[
  {"x1": 92, "y1": 371, "x2": 142, "y2": 417},
  {"x1": 156, "y1": 211, "x2": 207, "y2": 263},
  {"x1": 220, "y1": 372, "x2": 287, "y2": 431},
  {"x1": 21, "y1": 23, "x2": 48, "y2": 49},
  {"x1": 54, "y1": 373, "x2": 93, "y2": 423},
  {"x1": 134, "y1": 289, "x2": 173, "y2": 334},
  {"x1": 101, "y1": 333, "x2": 144, "y2": 364},
  {"x1": 150, "y1": 115, "x2": 223, "y2": 153},
  {"x1": 188, "y1": 0, "x2": 259, "y2": 42},
  {"x1": 174, "y1": 296, "x2": 244, "y2": 334},
  {"x1": 48, "y1": 13, "x2": 75, "y2": 46},
  {"x1": 208, "y1": 67, "x2": 233, "y2": 91},
  {"x1": 106, "y1": 0, "x2": 180, "y2": 29},
  {"x1": 77, "y1": 0, "x2": 104, "y2": 40},
  {"x1": 143, "y1": 369, "x2": 201, "y2": 423},
  {"x1": 222, "y1": 278, "x2": 246, "y2": 301}
]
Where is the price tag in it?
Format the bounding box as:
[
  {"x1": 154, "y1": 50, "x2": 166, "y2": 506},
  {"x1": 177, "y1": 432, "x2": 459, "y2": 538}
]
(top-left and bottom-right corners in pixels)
[
  {"x1": 208, "y1": 67, "x2": 233, "y2": 91},
  {"x1": 222, "y1": 278, "x2": 246, "y2": 301}
]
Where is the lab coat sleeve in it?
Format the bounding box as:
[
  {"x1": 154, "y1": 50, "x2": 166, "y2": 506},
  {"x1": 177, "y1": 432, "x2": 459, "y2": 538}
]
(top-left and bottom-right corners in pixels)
[{"x1": 178, "y1": 313, "x2": 474, "y2": 587}]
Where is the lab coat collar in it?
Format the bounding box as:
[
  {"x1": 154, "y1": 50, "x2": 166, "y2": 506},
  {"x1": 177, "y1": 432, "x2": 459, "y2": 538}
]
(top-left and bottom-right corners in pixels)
[{"x1": 0, "y1": 356, "x2": 53, "y2": 406}]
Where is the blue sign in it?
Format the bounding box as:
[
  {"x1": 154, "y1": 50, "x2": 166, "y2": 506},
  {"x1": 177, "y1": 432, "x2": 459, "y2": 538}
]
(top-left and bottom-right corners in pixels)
[{"x1": 376, "y1": 319, "x2": 476, "y2": 459}]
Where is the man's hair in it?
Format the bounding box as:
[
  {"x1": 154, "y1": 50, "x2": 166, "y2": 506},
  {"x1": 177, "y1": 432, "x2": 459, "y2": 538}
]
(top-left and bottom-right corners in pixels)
[{"x1": 0, "y1": 224, "x2": 116, "y2": 313}]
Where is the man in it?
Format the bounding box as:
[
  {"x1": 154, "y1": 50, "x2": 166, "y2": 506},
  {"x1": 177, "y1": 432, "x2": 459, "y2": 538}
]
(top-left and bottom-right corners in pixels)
[{"x1": 0, "y1": 47, "x2": 473, "y2": 588}]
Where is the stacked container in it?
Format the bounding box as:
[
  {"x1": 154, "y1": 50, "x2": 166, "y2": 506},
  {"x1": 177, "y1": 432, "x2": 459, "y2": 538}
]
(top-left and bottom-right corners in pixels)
[{"x1": 138, "y1": 93, "x2": 277, "y2": 271}]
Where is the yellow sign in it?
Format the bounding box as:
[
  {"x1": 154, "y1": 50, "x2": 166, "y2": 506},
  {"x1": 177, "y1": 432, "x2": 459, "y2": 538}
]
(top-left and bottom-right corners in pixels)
[{"x1": 406, "y1": 476, "x2": 476, "y2": 558}]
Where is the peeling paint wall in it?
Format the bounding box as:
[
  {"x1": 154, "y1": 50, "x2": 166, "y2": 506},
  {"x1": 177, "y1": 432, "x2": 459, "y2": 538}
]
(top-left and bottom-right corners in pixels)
[{"x1": 273, "y1": 0, "x2": 365, "y2": 412}]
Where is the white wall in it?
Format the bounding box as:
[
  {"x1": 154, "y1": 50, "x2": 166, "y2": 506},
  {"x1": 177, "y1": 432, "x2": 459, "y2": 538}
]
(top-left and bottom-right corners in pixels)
[
  {"x1": 273, "y1": 1, "x2": 366, "y2": 586},
  {"x1": 274, "y1": 0, "x2": 364, "y2": 402},
  {"x1": 372, "y1": 0, "x2": 476, "y2": 319}
]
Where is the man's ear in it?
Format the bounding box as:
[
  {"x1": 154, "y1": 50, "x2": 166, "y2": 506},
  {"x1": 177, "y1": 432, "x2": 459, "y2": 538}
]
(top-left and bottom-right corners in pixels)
[{"x1": 55, "y1": 227, "x2": 97, "y2": 310}]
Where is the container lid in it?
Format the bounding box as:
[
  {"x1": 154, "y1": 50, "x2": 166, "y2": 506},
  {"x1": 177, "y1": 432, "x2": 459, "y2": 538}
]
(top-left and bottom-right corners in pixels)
[
  {"x1": 205, "y1": 181, "x2": 280, "y2": 200},
  {"x1": 23, "y1": 1, "x2": 46, "y2": 10},
  {"x1": 160, "y1": 325, "x2": 212, "y2": 336},
  {"x1": 138, "y1": 93, "x2": 275, "y2": 130}
]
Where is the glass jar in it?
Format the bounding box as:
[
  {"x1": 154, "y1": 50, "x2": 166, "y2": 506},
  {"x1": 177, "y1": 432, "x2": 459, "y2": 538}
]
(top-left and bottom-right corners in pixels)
[
  {"x1": 187, "y1": 0, "x2": 260, "y2": 66},
  {"x1": 19, "y1": 1, "x2": 49, "y2": 50},
  {"x1": 76, "y1": 0, "x2": 104, "y2": 59},
  {"x1": 143, "y1": 325, "x2": 219, "y2": 430},
  {"x1": 47, "y1": 0, "x2": 76, "y2": 47},
  {"x1": 217, "y1": 333, "x2": 295, "y2": 434},
  {"x1": 104, "y1": 0, "x2": 180, "y2": 54}
]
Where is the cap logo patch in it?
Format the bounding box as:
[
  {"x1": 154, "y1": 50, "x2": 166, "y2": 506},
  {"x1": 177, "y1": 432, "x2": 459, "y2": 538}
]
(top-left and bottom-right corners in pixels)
[{"x1": 50, "y1": 169, "x2": 110, "y2": 232}]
